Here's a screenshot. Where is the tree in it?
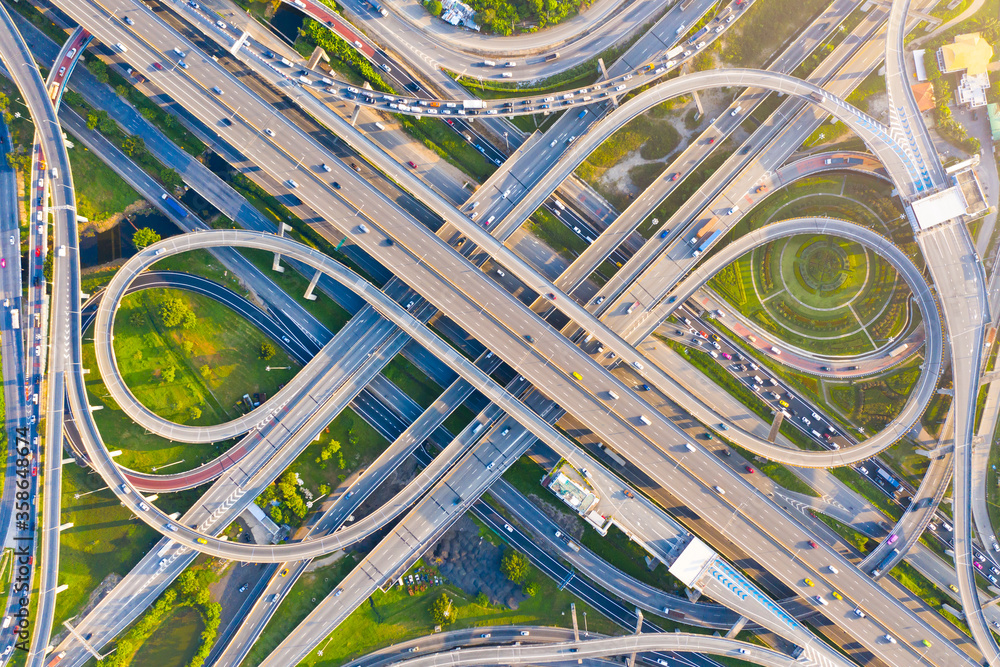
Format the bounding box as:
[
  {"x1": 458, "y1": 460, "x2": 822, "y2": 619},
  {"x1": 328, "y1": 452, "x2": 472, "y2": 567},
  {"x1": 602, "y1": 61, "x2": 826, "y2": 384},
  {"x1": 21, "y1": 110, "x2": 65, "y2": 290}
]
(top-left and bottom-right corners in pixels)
[
  {"x1": 159, "y1": 296, "x2": 191, "y2": 327},
  {"x1": 88, "y1": 59, "x2": 109, "y2": 84},
  {"x1": 182, "y1": 309, "x2": 197, "y2": 330},
  {"x1": 475, "y1": 591, "x2": 489, "y2": 607},
  {"x1": 501, "y1": 548, "x2": 530, "y2": 584},
  {"x1": 260, "y1": 341, "x2": 276, "y2": 360},
  {"x1": 160, "y1": 167, "x2": 183, "y2": 190},
  {"x1": 122, "y1": 134, "x2": 146, "y2": 158},
  {"x1": 189, "y1": 406, "x2": 202, "y2": 421},
  {"x1": 268, "y1": 504, "x2": 284, "y2": 524},
  {"x1": 161, "y1": 366, "x2": 176, "y2": 383},
  {"x1": 427, "y1": 0, "x2": 443, "y2": 15},
  {"x1": 430, "y1": 592, "x2": 454, "y2": 624},
  {"x1": 523, "y1": 581, "x2": 539, "y2": 597},
  {"x1": 132, "y1": 227, "x2": 160, "y2": 249},
  {"x1": 87, "y1": 112, "x2": 100, "y2": 130},
  {"x1": 200, "y1": 364, "x2": 212, "y2": 379}
]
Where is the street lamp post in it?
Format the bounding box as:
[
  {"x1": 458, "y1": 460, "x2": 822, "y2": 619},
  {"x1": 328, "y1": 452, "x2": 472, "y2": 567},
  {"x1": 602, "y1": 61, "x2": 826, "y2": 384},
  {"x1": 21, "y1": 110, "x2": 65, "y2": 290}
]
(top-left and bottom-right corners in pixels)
[
  {"x1": 152, "y1": 459, "x2": 185, "y2": 471},
  {"x1": 74, "y1": 485, "x2": 108, "y2": 500},
  {"x1": 266, "y1": 366, "x2": 290, "y2": 371}
]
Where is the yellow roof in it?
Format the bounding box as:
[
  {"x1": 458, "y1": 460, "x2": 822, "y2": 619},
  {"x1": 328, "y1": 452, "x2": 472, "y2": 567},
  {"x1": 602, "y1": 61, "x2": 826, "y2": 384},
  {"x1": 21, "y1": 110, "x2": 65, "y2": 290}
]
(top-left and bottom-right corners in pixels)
[{"x1": 941, "y1": 32, "x2": 993, "y2": 76}]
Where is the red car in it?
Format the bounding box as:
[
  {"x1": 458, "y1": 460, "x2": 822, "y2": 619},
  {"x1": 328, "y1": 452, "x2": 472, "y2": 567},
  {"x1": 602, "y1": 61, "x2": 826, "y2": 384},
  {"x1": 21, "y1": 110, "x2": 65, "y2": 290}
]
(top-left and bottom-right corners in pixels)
[
  {"x1": 152, "y1": 62, "x2": 163, "y2": 70},
  {"x1": 744, "y1": 465, "x2": 755, "y2": 474},
  {"x1": 669, "y1": 173, "x2": 680, "y2": 181},
  {"x1": 1, "y1": 259, "x2": 6, "y2": 268},
  {"x1": 446, "y1": 119, "x2": 454, "y2": 125},
  {"x1": 31, "y1": 465, "x2": 36, "y2": 476},
  {"x1": 407, "y1": 161, "x2": 417, "y2": 168},
  {"x1": 808, "y1": 540, "x2": 818, "y2": 549},
  {"x1": 34, "y1": 247, "x2": 40, "y2": 257},
  {"x1": 707, "y1": 137, "x2": 716, "y2": 144},
  {"x1": 546, "y1": 292, "x2": 556, "y2": 300}
]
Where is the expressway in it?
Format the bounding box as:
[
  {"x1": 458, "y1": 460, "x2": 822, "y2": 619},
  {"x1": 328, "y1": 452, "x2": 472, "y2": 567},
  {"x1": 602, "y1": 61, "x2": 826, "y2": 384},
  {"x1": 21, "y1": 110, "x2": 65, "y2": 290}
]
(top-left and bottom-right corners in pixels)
[
  {"x1": 23, "y1": 2, "x2": 984, "y2": 664},
  {"x1": 46, "y1": 2, "x2": 986, "y2": 660},
  {"x1": 77, "y1": 230, "x2": 977, "y2": 666},
  {"x1": 0, "y1": 10, "x2": 82, "y2": 666}
]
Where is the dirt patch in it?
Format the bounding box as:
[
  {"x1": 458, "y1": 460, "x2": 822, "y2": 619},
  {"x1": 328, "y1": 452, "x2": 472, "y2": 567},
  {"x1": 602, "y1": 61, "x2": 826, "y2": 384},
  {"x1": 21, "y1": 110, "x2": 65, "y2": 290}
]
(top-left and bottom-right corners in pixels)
[{"x1": 429, "y1": 515, "x2": 527, "y2": 609}]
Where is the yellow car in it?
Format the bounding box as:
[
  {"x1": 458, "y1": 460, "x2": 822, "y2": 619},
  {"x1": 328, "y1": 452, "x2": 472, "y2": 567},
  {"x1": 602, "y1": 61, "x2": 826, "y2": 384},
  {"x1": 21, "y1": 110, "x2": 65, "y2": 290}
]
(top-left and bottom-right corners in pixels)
[
  {"x1": 831, "y1": 591, "x2": 842, "y2": 600},
  {"x1": 280, "y1": 568, "x2": 289, "y2": 577},
  {"x1": 803, "y1": 578, "x2": 814, "y2": 587},
  {"x1": 779, "y1": 400, "x2": 789, "y2": 408},
  {"x1": 921, "y1": 640, "x2": 932, "y2": 648},
  {"x1": 571, "y1": 372, "x2": 583, "y2": 381},
  {"x1": 196, "y1": 538, "x2": 207, "y2": 545},
  {"x1": 950, "y1": 584, "x2": 959, "y2": 593}
]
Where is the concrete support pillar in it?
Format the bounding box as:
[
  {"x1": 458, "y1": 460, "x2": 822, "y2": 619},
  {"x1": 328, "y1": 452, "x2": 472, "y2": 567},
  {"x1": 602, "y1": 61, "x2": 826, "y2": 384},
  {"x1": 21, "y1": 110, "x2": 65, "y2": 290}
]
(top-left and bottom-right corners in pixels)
[
  {"x1": 304, "y1": 269, "x2": 322, "y2": 301},
  {"x1": 725, "y1": 615, "x2": 748, "y2": 638},
  {"x1": 627, "y1": 608, "x2": 643, "y2": 666},
  {"x1": 571, "y1": 603, "x2": 582, "y2": 665},
  {"x1": 768, "y1": 410, "x2": 784, "y2": 443},
  {"x1": 272, "y1": 223, "x2": 291, "y2": 273}
]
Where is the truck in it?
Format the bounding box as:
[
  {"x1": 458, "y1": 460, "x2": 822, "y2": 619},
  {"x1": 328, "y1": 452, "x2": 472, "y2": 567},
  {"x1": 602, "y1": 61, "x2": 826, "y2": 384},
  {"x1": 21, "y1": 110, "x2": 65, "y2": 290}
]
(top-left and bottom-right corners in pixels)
[
  {"x1": 846, "y1": 157, "x2": 863, "y2": 165},
  {"x1": 370, "y1": 1, "x2": 388, "y2": 15},
  {"x1": 125, "y1": 67, "x2": 147, "y2": 83},
  {"x1": 688, "y1": 26, "x2": 709, "y2": 44},
  {"x1": 871, "y1": 548, "x2": 899, "y2": 576},
  {"x1": 687, "y1": 219, "x2": 711, "y2": 245},
  {"x1": 160, "y1": 194, "x2": 188, "y2": 219},
  {"x1": 889, "y1": 343, "x2": 909, "y2": 358},
  {"x1": 694, "y1": 229, "x2": 722, "y2": 256},
  {"x1": 462, "y1": 99, "x2": 485, "y2": 110},
  {"x1": 877, "y1": 468, "x2": 900, "y2": 489},
  {"x1": 666, "y1": 46, "x2": 685, "y2": 59},
  {"x1": 544, "y1": 52, "x2": 559, "y2": 62}
]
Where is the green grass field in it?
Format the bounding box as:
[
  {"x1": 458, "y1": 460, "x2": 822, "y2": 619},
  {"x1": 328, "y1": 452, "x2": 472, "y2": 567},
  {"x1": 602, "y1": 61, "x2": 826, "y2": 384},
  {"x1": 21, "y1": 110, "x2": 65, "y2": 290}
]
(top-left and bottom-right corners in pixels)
[
  {"x1": 381, "y1": 355, "x2": 443, "y2": 410},
  {"x1": 53, "y1": 461, "x2": 205, "y2": 631},
  {"x1": 288, "y1": 408, "x2": 390, "y2": 496},
  {"x1": 68, "y1": 142, "x2": 142, "y2": 222},
  {"x1": 528, "y1": 207, "x2": 589, "y2": 261},
  {"x1": 132, "y1": 606, "x2": 205, "y2": 667}
]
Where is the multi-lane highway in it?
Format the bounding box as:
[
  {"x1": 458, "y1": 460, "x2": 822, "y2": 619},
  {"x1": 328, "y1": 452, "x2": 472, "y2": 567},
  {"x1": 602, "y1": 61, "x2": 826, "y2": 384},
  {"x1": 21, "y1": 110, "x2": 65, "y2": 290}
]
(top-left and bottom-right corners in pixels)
[{"x1": 3, "y1": 0, "x2": 995, "y2": 662}]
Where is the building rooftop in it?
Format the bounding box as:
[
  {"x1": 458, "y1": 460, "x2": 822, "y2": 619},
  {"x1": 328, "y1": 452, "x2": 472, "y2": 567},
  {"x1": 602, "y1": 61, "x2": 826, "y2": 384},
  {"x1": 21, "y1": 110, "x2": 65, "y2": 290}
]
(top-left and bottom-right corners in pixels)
[
  {"x1": 911, "y1": 81, "x2": 936, "y2": 112},
  {"x1": 910, "y1": 186, "x2": 970, "y2": 230},
  {"x1": 940, "y1": 32, "x2": 993, "y2": 76}
]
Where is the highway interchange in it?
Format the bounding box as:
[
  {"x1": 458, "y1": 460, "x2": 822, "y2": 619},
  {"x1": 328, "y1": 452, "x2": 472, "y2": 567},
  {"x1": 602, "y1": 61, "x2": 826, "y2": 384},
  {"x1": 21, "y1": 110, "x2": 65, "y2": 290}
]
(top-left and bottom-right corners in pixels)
[{"x1": 0, "y1": 0, "x2": 997, "y2": 664}]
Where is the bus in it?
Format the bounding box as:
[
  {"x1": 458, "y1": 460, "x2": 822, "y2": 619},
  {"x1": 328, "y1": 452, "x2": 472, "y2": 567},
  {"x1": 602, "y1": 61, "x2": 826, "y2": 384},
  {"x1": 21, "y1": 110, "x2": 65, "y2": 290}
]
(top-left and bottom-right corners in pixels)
[{"x1": 871, "y1": 548, "x2": 899, "y2": 576}]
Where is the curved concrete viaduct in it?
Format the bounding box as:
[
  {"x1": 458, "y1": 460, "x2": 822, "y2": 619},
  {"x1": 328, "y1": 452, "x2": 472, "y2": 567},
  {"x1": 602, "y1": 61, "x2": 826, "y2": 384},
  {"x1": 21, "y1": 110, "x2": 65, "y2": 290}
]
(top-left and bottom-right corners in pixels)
[
  {"x1": 637, "y1": 217, "x2": 942, "y2": 466},
  {"x1": 365, "y1": 633, "x2": 811, "y2": 667}
]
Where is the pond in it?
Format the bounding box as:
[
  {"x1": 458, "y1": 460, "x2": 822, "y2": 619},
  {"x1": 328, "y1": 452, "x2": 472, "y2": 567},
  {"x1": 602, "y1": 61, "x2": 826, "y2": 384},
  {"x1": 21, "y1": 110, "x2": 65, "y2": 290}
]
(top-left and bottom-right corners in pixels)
[
  {"x1": 79, "y1": 210, "x2": 181, "y2": 268},
  {"x1": 131, "y1": 606, "x2": 205, "y2": 667},
  {"x1": 271, "y1": 4, "x2": 305, "y2": 44}
]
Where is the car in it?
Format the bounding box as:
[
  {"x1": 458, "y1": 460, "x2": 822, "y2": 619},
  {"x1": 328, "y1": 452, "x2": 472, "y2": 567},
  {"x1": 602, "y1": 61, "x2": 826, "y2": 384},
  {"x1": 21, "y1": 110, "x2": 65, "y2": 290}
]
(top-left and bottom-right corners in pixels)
[
  {"x1": 31, "y1": 465, "x2": 36, "y2": 476},
  {"x1": 713, "y1": 485, "x2": 725, "y2": 494},
  {"x1": 808, "y1": 540, "x2": 818, "y2": 549},
  {"x1": 975, "y1": 561, "x2": 984, "y2": 570},
  {"x1": 34, "y1": 247, "x2": 40, "y2": 257},
  {"x1": 334, "y1": 587, "x2": 343, "y2": 596},
  {"x1": 814, "y1": 596, "x2": 827, "y2": 606},
  {"x1": 332, "y1": 181, "x2": 341, "y2": 189},
  {"x1": 669, "y1": 172, "x2": 680, "y2": 181},
  {"x1": 58, "y1": 67, "x2": 66, "y2": 77},
  {"x1": 632, "y1": 360, "x2": 643, "y2": 370},
  {"x1": 639, "y1": 384, "x2": 650, "y2": 391},
  {"x1": 239, "y1": 584, "x2": 247, "y2": 593},
  {"x1": 8, "y1": 236, "x2": 13, "y2": 245},
  {"x1": 950, "y1": 584, "x2": 959, "y2": 593},
  {"x1": 221, "y1": 118, "x2": 233, "y2": 126},
  {"x1": 321, "y1": 163, "x2": 331, "y2": 172},
  {"x1": 352, "y1": 163, "x2": 362, "y2": 173},
  {"x1": 178, "y1": 61, "x2": 189, "y2": 70},
  {"x1": 853, "y1": 608, "x2": 865, "y2": 618},
  {"x1": 594, "y1": 296, "x2": 605, "y2": 305},
  {"x1": 264, "y1": 128, "x2": 275, "y2": 137},
  {"x1": 124, "y1": 15, "x2": 134, "y2": 25},
  {"x1": 993, "y1": 621, "x2": 1000, "y2": 630},
  {"x1": 803, "y1": 578, "x2": 814, "y2": 587},
  {"x1": 1, "y1": 259, "x2": 5, "y2": 269},
  {"x1": 480, "y1": 633, "x2": 491, "y2": 638},
  {"x1": 707, "y1": 137, "x2": 716, "y2": 144},
  {"x1": 216, "y1": 20, "x2": 228, "y2": 29},
  {"x1": 883, "y1": 634, "x2": 896, "y2": 644},
  {"x1": 719, "y1": 422, "x2": 729, "y2": 431},
  {"x1": 407, "y1": 161, "x2": 417, "y2": 168},
  {"x1": 921, "y1": 640, "x2": 932, "y2": 648},
  {"x1": 280, "y1": 568, "x2": 289, "y2": 576},
  {"x1": 744, "y1": 465, "x2": 754, "y2": 473},
  {"x1": 831, "y1": 591, "x2": 842, "y2": 600},
  {"x1": 520, "y1": 630, "x2": 530, "y2": 636}
]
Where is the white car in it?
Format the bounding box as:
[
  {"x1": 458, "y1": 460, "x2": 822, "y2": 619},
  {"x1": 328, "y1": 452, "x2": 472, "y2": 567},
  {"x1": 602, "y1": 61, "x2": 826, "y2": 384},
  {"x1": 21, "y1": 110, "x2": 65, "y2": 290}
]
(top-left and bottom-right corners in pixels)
[
  {"x1": 264, "y1": 128, "x2": 275, "y2": 137},
  {"x1": 632, "y1": 361, "x2": 643, "y2": 370},
  {"x1": 321, "y1": 163, "x2": 331, "y2": 172}
]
